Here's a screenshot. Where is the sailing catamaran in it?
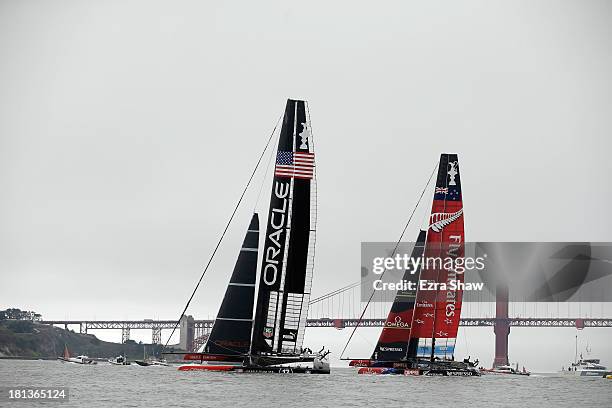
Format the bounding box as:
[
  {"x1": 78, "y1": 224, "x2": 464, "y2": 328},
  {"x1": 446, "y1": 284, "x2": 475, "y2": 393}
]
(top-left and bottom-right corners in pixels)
[
  {"x1": 178, "y1": 99, "x2": 329, "y2": 374},
  {"x1": 561, "y1": 338, "x2": 610, "y2": 377},
  {"x1": 349, "y1": 154, "x2": 479, "y2": 376},
  {"x1": 134, "y1": 344, "x2": 169, "y2": 366}
]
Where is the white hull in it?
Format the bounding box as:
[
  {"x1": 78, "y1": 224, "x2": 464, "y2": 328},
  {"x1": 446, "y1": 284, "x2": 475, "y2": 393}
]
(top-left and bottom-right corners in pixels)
[
  {"x1": 562, "y1": 369, "x2": 607, "y2": 377},
  {"x1": 134, "y1": 359, "x2": 169, "y2": 367},
  {"x1": 59, "y1": 357, "x2": 96, "y2": 365},
  {"x1": 481, "y1": 365, "x2": 530, "y2": 376},
  {"x1": 563, "y1": 357, "x2": 608, "y2": 377},
  {"x1": 482, "y1": 370, "x2": 530, "y2": 376},
  {"x1": 108, "y1": 361, "x2": 130, "y2": 366}
]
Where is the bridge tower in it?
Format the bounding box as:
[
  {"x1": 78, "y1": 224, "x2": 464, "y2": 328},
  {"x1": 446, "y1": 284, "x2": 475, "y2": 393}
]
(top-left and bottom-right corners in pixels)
[
  {"x1": 179, "y1": 315, "x2": 195, "y2": 351},
  {"x1": 152, "y1": 327, "x2": 161, "y2": 345},
  {"x1": 493, "y1": 285, "x2": 510, "y2": 367},
  {"x1": 122, "y1": 327, "x2": 131, "y2": 344}
]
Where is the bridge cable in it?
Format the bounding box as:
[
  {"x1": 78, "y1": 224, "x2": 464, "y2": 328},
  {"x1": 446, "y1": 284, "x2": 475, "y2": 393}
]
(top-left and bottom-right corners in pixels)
[
  {"x1": 162, "y1": 115, "x2": 281, "y2": 352},
  {"x1": 339, "y1": 162, "x2": 437, "y2": 360},
  {"x1": 309, "y1": 281, "x2": 362, "y2": 305}
]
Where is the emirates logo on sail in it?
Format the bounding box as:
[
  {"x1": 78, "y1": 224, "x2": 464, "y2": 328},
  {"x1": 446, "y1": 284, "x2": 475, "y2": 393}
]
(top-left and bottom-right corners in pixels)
[{"x1": 429, "y1": 209, "x2": 463, "y2": 232}]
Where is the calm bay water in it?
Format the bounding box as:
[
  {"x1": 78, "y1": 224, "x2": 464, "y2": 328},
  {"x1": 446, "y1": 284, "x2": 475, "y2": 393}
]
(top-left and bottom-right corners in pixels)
[{"x1": 1, "y1": 360, "x2": 611, "y2": 407}]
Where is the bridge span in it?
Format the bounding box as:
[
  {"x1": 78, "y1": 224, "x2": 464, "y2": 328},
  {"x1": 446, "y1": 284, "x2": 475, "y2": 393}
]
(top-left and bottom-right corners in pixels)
[
  {"x1": 41, "y1": 317, "x2": 612, "y2": 331},
  {"x1": 40, "y1": 317, "x2": 612, "y2": 352}
]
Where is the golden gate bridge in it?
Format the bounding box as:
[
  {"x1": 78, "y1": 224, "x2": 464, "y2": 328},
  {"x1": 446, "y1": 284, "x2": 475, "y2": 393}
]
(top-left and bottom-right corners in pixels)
[{"x1": 40, "y1": 282, "x2": 612, "y2": 366}]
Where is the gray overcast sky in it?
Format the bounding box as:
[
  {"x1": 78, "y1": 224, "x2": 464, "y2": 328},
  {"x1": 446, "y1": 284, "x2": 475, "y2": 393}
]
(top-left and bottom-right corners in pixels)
[{"x1": 1, "y1": 0, "x2": 611, "y2": 370}]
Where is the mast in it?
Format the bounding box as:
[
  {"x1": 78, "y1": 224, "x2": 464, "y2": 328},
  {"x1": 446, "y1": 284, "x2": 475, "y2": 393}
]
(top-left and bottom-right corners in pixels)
[
  {"x1": 408, "y1": 154, "x2": 464, "y2": 362},
  {"x1": 251, "y1": 99, "x2": 316, "y2": 356},
  {"x1": 204, "y1": 214, "x2": 259, "y2": 357},
  {"x1": 575, "y1": 334, "x2": 578, "y2": 363}
]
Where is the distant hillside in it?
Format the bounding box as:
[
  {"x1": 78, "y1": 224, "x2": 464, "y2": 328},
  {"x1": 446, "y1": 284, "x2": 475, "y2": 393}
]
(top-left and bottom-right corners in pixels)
[{"x1": 0, "y1": 320, "x2": 183, "y2": 360}]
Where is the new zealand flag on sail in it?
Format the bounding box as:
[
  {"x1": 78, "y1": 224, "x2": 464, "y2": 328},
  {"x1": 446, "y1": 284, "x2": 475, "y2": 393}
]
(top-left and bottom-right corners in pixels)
[{"x1": 433, "y1": 159, "x2": 462, "y2": 201}]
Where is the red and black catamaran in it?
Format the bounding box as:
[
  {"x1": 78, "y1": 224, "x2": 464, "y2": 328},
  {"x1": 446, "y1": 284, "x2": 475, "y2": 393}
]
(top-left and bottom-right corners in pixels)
[
  {"x1": 348, "y1": 154, "x2": 479, "y2": 376},
  {"x1": 177, "y1": 99, "x2": 329, "y2": 374}
]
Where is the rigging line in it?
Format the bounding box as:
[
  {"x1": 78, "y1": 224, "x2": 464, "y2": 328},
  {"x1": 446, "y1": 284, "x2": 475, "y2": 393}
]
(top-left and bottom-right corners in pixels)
[
  {"x1": 205, "y1": 340, "x2": 251, "y2": 356},
  {"x1": 304, "y1": 100, "x2": 359, "y2": 306},
  {"x1": 308, "y1": 160, "x2": 436, "y2": 306},
  {"x1": 355, "y1": 327, "x2": 376, "y2": 349},
  {"x1": 339, "y1": 161, "x2": 438, "y2": 360},
  {"x1": 162, "y1": 117, "x2": 281, "y2": 352},
  {"x1": 310, "y1": 266, "x2": 411, "y2": 305},
  {"x1": 253, "y1": 119, "x2": 281, "y2": 212}
]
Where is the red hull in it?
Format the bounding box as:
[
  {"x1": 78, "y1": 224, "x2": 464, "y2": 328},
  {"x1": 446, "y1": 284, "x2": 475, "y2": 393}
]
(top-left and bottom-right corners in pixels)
[
  {"x1": 178, "y1": 364, "x2": 237, "y2": 372},
  {"x1": 349, "y1": 360, "x2": 372, "y2": 367},
  {"x1": 358, "y1": 367, "x2": 384, "y2": 374},
  {"x1": 357, "y1": 367, "x2": 418, "y2": 375},
  {"x1": 183, "y1": 353, "x2": 240, "y2": 362}
]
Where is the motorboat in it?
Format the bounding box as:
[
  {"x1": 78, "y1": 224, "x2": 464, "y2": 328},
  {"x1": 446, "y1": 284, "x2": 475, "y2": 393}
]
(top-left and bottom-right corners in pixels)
[
  {"x1": 562, "y1": 358, "x2": 609, "y2": 377},
  {"x1": 108, "y1": 355, "x2": 130, "y2": 365}
]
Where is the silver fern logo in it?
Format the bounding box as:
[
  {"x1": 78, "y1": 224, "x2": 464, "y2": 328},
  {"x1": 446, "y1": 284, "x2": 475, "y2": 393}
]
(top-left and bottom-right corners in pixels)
[{"x1": 429, "y1": 209, "x2": 463, "y2": 232}]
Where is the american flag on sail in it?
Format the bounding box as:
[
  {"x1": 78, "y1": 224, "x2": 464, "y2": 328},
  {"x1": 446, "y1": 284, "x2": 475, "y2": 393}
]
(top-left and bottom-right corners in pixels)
[{"x1": 275, "y1": 151, "x2": 315, "y2": 179}]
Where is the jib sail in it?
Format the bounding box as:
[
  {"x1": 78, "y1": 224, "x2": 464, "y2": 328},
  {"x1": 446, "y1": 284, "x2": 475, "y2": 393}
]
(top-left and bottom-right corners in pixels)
[
  {"x1": 370, "y1": 230, "x2": 426, "y2": 361},
  {"x1": 251, "y1": 99, "x2": 317, "y2": 355},
  {"x1": 203, "y1": 214, "x2": 259, "y2": 356},
  {"x1": 409, "y1": 153, "x2": 464, "y2": 360}
]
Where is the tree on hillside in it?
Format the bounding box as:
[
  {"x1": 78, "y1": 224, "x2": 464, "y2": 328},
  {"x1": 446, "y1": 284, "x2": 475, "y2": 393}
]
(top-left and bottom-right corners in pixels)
[
  {"x1": 0, "y1": 308, "x2": 42, "y2": 321},
  {"x1": 7, "y1": 320, "x2": 34, "y2": 333}
]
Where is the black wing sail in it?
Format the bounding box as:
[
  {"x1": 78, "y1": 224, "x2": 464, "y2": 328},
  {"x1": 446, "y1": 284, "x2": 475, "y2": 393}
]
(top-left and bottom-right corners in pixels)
[
  {"x1": 204, "y1": 214, "x2": 259, "y2": 356},
  {"x1": 251, "y1": 99, "x2": 316, "y2": 355}
]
